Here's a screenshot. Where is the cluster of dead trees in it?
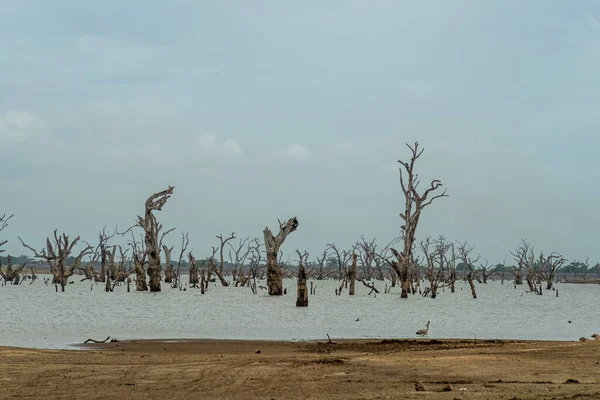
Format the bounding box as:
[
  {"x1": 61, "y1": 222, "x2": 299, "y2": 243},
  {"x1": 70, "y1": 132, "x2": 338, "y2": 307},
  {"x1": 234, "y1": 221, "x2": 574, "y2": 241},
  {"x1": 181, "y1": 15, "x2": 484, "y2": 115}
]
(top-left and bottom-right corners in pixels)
[{"x1": 0, "y1": 142, "x2": 574, "y2": 304}]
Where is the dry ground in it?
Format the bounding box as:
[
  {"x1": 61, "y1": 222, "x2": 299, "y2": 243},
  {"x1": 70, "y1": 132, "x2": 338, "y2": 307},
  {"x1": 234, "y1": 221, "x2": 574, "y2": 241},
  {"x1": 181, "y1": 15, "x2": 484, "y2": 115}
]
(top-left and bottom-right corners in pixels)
[{"x1": 1, "y1": 338, "x2": 599, "y2": 399}]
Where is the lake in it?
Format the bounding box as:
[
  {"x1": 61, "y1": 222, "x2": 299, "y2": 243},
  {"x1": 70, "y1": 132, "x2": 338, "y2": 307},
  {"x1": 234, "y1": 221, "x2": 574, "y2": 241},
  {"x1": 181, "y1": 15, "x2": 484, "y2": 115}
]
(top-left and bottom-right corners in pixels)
[{"x1": 1, "y1": 276, "x2": 598, "y2": 349}]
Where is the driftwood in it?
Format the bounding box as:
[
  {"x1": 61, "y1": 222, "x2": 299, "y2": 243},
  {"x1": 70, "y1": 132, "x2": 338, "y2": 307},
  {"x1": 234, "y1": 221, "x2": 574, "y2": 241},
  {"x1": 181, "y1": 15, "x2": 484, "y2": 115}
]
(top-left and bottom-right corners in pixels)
[
  {"x1": 83, "y1": 337, "x2": 119, "y2": 344},
  {"x1": 263, "y1": 217, "x2": 298, "y2": 296}
]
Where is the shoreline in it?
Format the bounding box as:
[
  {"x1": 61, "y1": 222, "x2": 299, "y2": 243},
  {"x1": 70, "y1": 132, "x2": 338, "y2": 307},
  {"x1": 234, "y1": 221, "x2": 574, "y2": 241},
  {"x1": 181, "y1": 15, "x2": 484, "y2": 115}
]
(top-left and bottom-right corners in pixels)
[{"x1": 1, "y1": 337, "x2": 598, "y2": 399}]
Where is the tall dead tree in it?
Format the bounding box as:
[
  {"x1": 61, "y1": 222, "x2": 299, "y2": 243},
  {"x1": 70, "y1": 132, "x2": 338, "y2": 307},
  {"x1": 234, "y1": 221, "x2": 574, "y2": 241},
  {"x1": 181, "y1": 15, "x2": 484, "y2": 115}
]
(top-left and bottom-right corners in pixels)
[
  {"x1": 128, "y1": 186, "x2": 175, "y2": 292},
  {"x1": 263, "y1": 217, "x2": 298, "y2": 296},
  {"x1": 393, "y1": 142, "x2": 448, "y2": 298},
  {"x1": 163, "y1": 244, "x2": 174, "y2": 283},
  {"x1": 295, "y1": 250, "x2": 309, "y2": 307},
  {"x1": 19, "y1": 231, "x2": 93, "y2": 292}
]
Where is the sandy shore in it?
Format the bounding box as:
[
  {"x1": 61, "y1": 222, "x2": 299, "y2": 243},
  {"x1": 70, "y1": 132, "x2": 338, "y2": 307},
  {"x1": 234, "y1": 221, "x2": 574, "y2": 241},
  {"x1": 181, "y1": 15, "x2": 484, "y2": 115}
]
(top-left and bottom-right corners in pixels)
[{"x1": 1, "y1": 338, "x2": 599, "y2": 399}]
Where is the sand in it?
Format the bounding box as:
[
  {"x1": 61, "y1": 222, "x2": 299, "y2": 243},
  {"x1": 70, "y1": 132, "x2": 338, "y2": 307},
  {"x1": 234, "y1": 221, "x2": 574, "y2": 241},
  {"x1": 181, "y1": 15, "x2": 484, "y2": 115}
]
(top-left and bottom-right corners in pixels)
[{"x1": 1, "y1": 338, "x2": 599, "y2": 399}]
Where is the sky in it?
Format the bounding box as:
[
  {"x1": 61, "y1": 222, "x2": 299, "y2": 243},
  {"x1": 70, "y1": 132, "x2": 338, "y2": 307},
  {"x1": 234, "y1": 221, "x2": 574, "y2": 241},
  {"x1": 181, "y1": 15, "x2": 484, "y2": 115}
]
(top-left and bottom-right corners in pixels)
[{"x1": 1, "y1": 0, "x2": 599, "y2": 265}]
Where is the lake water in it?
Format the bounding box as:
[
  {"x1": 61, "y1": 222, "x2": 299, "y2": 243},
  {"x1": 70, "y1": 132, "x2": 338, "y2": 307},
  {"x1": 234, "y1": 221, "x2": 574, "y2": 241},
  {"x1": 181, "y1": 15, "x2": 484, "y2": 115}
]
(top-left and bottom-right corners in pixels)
[{"x1": 1, "y1": 276, "x2": 598, "y2": 349}]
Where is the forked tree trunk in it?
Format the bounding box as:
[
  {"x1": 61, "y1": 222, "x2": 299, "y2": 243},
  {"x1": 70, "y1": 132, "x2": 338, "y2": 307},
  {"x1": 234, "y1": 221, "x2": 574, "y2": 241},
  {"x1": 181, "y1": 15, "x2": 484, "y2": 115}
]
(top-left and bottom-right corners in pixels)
[
  {"x1": 163, "y1": 245, "x2": 174, "y2": 283},
  {"x1": 349, "y1": 253, "x2": 357, "y2": 295},
  {"x1": 296, "y1": 261, "x2": 308, "y2": 307},
  {"x1": 263, "y1": 217, "x2": 298, "y2": 296}
]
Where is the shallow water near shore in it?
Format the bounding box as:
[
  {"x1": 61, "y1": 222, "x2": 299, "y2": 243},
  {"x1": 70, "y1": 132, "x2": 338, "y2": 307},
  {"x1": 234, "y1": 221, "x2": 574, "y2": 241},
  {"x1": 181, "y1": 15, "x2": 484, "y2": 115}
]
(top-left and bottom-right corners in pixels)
[{"x1": 1, "y1": 276, "x2": 598, "y2": 349}]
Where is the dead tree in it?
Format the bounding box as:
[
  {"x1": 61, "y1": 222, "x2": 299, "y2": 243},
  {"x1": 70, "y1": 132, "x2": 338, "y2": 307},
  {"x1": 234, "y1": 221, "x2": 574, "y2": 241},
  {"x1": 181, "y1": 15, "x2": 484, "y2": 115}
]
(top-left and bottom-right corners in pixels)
[
  {"x1": 263, "y1": 217, "x2": 299, "y2": 296},
  {"x1": 456, "y1": 241, "x2": 480, "y2": 299},
  {"x1": 127, "y1": 186, "x2": 175, "y2": 292},
  {"x1": 510, "y1": 239, "x2": 536, "y2": 290},
  {"x1": 163, "y1": 244, "x2": 174, "y2": 283},
  {"x1": 94, "y1": 227, "x2": 117, "y2": 282},
  {"x1": 0, "y1": 255, "x2": 28, "y2": 284},
  {"x1": 420, "y1": 237, "x2": 438, "y2": 298},
  {"x1": 538, "y1": 252, "x2": 567, "y2": 290},
  {"x1": 478, "y1": 260, "x2": 495, "y2": 283},
  {"x1": 349, "y1": 253, "x2": 357, "y2": 295},
  {"x1": 19, "y1": 231, "x2": 93, "y2": 292},
  {"x1": 295, "y1": 250, "x2": 309, "y2": 307},
  {"x1": 228, "y1": 236, "x2": 252, "y2": 281},
  {"x1": 173, "y1": 232, "x2": 189, "y2": 288},
  {"x1": 394, "y1": 142, "x2": 448, "y2": 298},
  {"x1": 188, "y1": 252, "x2": 199, "y2": 288},
  {"x1": 207, "y1": 232, "x2": 235, "y2": 286},
  {"x1": 326, "y1": 242, "x2": 352, "y2": 283},
  {"x1": 127, "y1": 232, "x2": 148, "y2": 291}
]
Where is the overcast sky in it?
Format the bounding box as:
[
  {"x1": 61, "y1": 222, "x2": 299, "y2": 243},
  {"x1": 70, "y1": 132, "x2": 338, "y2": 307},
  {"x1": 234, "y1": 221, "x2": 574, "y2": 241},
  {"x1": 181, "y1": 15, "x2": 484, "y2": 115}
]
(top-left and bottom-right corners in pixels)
[{"x1": 1, "y1": 0, "x2": 599, "y2": 265}]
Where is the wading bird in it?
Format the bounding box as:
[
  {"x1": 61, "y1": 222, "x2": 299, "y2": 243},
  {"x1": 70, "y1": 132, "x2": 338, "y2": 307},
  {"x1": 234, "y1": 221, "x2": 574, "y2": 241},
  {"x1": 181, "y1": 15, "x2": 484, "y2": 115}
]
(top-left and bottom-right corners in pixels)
[{"x1": 416, "y1": 321, "x2": 430, "y2": 336}]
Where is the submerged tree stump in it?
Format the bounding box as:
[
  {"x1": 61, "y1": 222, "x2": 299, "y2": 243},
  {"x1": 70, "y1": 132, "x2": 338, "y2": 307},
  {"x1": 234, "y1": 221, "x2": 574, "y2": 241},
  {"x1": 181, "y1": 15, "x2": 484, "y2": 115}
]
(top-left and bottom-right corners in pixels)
[
  {"x1": 349, "y1": 253, "x2": 357, "y2": 295},
  {"x1": 296, "y1": 250, "x2": 308, "y2": 307}
]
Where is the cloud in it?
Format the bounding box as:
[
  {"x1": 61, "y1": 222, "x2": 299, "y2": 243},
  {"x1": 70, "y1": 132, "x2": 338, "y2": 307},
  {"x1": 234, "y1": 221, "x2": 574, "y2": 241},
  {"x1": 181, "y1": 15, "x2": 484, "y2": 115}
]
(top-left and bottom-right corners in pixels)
[
  {"x1": 0, "y1": 110, "x2": 49, "y2": 144},
  {"x1": 196, "y1": 133, "x2": 243, "y2": 160},
  {"x1": 279, "y1": 144, "x2": 310, "y2": 160}
]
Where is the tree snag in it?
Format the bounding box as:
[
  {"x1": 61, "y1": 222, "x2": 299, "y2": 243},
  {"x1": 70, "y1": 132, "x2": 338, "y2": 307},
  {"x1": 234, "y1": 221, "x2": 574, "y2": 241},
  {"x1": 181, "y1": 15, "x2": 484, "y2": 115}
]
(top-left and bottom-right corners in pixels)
[
  {"x1": 188, "y1": 252, "x2": 199, "y2": 288},
  {"x1": 394, "y1": 142, "x2": 448, "y2": 298},
  {"x1": 295, "y1": 250, "x2": 309, "y2": 307},
  {"x1": 349, "y1": 253, "x2": 357, "y2": 295},
  {"x1": 263, "y1": 217, "x2": 299, "y2": 296},
  {"x1": 19, "y1": 231, "x2": 93, "y2": 292},
  {"x1": 125, "y1": 186, "x2": 175, "y2": 292}
]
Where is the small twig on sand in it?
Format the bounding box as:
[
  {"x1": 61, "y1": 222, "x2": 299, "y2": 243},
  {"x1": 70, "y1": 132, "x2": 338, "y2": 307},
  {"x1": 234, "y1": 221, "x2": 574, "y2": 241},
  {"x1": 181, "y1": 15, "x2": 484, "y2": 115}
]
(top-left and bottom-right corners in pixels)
[{"x1": 326, "y1": 333, "x2": 337, "y2": 345}]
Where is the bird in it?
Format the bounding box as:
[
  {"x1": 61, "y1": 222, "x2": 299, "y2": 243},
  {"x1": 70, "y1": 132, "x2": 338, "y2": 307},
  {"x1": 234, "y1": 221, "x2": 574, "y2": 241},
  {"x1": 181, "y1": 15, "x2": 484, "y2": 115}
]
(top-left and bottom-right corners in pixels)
[{"x1": 416, "y1": 321, "x2": 430, "y2": 336}]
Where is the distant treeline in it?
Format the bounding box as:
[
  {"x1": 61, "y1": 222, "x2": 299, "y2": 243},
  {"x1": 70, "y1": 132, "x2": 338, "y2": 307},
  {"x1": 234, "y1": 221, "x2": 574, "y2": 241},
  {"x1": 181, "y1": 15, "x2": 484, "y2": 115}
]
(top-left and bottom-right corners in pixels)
[{"x1": 2, "y1": 255, "x2": 598, "y2": 275}]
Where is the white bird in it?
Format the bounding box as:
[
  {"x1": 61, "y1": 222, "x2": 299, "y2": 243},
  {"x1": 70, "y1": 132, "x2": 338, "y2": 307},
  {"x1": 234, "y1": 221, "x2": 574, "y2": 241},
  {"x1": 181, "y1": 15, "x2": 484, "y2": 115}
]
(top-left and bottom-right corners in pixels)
[{"x1": 416, "y1": 321, "x2": 430, "y2": 336}]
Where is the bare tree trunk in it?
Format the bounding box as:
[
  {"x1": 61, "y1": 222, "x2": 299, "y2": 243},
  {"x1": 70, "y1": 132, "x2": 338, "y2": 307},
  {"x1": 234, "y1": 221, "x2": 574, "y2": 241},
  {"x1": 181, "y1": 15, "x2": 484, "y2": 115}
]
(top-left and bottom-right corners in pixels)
[
  {"x1": 132, "y1": 250, "x2": 148, "y2": 291},
  {"x1": 263, "y1": 217, "x2": 298, "y2": 296},
  {"x1": 296, "y1": 251, "x2": 308, "y2": 307},
  {"x1": 349, "y1": 253, "x2": 357, "y2": 295},
  {"x1": 134, "y1": 186, "x2": 174, "y2": 292},
  {"x1": 467, "y1": 271, "x2": 477, "y2": 299},
  {"x1": 163, "y1": 245, "x2": 174, "y2": 283},
  {"x1": 188, "y1": 253, "x2": 199, "y2": 288}
]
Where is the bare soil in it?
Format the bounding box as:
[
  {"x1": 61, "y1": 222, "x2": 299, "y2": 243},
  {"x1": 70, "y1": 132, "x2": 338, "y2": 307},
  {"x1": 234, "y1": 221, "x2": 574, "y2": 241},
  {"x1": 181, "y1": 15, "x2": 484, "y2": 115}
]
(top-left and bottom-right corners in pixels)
[{"x1": 1, "y1": 338, "x2": 599, "y2": 399}]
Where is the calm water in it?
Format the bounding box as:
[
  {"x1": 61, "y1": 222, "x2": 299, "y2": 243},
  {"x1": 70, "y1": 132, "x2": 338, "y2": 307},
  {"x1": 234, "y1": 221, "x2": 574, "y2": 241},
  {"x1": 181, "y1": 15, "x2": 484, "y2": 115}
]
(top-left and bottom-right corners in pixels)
[{"x1": 0, "y1": 276, "x2": 598, "y2": 349}]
